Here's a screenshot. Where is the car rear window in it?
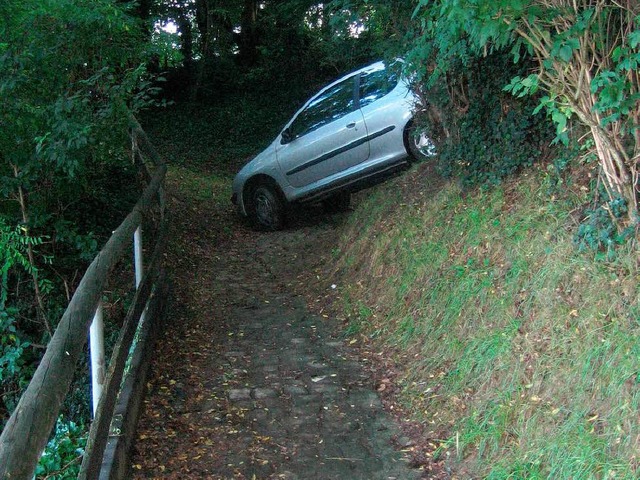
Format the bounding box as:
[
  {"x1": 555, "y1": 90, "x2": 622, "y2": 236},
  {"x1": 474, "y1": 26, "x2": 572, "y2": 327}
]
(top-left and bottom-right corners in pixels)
[{"x1": 358, "y1": 66, "x2": 399, "y2": 108}]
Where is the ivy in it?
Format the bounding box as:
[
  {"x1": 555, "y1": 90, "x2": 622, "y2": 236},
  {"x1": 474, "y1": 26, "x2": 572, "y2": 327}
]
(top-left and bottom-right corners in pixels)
[
  {"x1": 413, "y1": 53, "x2": 553, "y2": 188},
  {"x1": 574, "y1": 197, "x2": 635, "y2": 260}
]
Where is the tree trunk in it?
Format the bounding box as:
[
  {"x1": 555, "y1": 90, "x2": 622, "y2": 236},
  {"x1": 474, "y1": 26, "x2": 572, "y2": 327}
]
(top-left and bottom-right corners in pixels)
[
  {"x1": 590, "y1": 126, "x2": 640, "y2": 226},
  {"x1": 238, "y1": 0, "x2": 259, "y2": 67},
  {"x1": 177, "y1": 11, "x2": 194, "y2": 70},
  {"x1": 195, "y1": 0, "x2": 209, "y2": 46}
]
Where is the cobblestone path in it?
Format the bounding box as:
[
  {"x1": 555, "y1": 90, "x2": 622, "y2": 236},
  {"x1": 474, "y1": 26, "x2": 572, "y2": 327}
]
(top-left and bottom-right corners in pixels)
[
  {"x1": 131, "y1": 196, "x2": 421, "y2": 479},
  {"x1": 217, "y1": 294, "x2": 419, "y2": 479}
]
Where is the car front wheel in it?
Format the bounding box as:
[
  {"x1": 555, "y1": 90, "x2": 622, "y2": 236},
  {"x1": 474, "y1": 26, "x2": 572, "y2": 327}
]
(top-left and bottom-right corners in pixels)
[
  {"x1": 406, "y1": 123, "x2": 436, "y2": 162},
  {"x1": 248, "y1": 184, "x2": 286, "y2": 231}
]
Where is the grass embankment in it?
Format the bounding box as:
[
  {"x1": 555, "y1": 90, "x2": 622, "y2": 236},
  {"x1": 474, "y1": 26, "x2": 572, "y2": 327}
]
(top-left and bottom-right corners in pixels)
[{"x1": 335, "y1": 164, "x2": 639, "y2": 478}]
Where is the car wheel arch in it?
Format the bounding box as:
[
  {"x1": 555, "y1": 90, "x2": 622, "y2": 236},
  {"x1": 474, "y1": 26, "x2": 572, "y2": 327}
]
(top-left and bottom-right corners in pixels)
[
  {"x1": 243, "y1": 175, "x2": 285, "y2": 207},
  {"x1": 243, "y1": 175, "x2": 288, "y2": 231}
]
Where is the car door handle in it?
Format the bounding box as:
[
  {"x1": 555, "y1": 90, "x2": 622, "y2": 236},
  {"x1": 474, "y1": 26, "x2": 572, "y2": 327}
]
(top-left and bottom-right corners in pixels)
[{"x1": 345, "y1": 122, "x2": 356, "y2": 129}]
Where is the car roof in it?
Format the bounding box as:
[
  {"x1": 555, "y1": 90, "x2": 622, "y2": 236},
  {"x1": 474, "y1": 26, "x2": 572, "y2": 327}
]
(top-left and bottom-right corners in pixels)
[
  {"x1": 324, "y1": 60, "x2": 386, "y2": 89},
  {"x1": 302, "y1": 61, "x2": 385, "y2": 106}
]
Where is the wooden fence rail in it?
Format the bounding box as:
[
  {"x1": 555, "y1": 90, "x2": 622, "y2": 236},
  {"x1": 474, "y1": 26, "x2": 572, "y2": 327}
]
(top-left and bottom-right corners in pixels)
[{"x1": 0, "y1": 120, "x2": 169, "y2": 480}]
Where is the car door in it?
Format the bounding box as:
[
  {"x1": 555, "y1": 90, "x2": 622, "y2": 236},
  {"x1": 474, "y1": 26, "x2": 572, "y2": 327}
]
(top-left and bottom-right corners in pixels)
[
  {"x1": 357, "y1": 63, "x2": 407, "y2": 163},
  {"x1": 276, "y1": 75, "x2": 369, "y2": 189}
]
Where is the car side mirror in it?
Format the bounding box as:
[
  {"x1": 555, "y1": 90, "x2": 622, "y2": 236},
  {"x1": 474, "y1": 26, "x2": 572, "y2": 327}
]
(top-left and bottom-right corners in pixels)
[{"x1": 281, "y1": 128, "x2": 293, "y2": 144}]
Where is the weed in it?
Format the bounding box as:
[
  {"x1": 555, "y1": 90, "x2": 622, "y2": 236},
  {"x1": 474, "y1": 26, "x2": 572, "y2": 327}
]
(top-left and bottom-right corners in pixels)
[{"x1": 574, "y1": 196, "x2": 636, "y2": 260}]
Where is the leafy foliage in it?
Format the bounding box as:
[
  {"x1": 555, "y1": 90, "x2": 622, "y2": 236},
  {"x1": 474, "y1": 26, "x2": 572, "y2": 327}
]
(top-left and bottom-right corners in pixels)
[
  {"x1": 0, "y1": 0, "x2": 145, "y2": 312},
  {"x1": 0, "y1": 309, "x2": 34, "y2": 419},
  {"x1": 574, "y1": 195, "x2": 636, "y2": 259},
  {"x1": 0, "y1": 0, "x2": 152, "y2": 430},
  {"x1": 0, "y1": 219, "x2": 41, "y2": 418},
  {"x1": 34, "y1": 417, "x2": 87, "y2": 479},
  {"x1": 415, "y1": 53, "x2": 553, "y2": 187},
  {"x1": 409, "y1": 0, "x2": 640, "y2": 230},
  {"x1": 151, "y1": 0, "x2": 402, "y2": 99}
]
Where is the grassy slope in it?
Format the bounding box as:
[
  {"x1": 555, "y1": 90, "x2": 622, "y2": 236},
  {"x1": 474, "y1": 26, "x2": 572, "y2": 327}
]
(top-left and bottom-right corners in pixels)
[{"x1": 334, "y1": 163, "x2": 639, "y2": 478}]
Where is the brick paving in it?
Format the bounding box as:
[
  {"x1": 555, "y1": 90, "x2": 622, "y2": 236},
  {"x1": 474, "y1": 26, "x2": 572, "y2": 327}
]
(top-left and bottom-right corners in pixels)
[
  {"x1": 215, "y1": 294, "x2": 419, "y2": 479},
  {"x1": 131, "y1": 205, "x2": 422, "y2": 479}
]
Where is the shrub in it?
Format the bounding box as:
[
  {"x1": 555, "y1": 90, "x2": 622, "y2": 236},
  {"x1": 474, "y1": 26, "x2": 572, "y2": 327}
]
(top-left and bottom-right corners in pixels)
[
  {"x1": 35, "y1": 417, "x2": 87, "y2": 479},
  {"x1": 412, "y1": 53, "x2": 554, "y2": 187}
]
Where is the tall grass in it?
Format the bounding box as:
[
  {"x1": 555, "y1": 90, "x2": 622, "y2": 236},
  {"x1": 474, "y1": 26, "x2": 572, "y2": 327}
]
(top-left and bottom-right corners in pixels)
[{"x1": 336, "y1": 165, "x2": 639, "y2": 478}]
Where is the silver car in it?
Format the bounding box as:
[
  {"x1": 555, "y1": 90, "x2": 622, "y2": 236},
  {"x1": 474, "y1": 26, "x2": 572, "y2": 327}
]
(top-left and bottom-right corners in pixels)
[{"x1": 231, "y1": 60, "x2": 433, "y2": 230}]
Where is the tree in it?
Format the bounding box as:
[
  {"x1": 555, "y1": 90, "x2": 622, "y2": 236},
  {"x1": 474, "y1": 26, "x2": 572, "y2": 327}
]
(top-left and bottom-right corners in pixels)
[
  {"x1": 150, "y1": 0, "x2": 388, "y2": 96},
  {"x1": 411, "y1": 0, "x2": 639, "y2": 231},
  {"x1": 0, "y1": 0, "x2": 150, "y2": 420}
]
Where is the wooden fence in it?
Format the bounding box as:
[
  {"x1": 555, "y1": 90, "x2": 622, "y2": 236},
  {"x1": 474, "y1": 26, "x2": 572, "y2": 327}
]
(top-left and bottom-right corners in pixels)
[{"x1": 0, "y1": 117, "x2": 169, "y2": 479}]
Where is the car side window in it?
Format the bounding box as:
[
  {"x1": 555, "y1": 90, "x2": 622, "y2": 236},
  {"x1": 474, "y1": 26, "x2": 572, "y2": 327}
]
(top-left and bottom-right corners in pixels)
[
  {"x1": 358, "y1": 66, "x2": 399, "y2": 109},
  {"x1": 287, "y1": 77, "x2": 356, "y2": 140}
]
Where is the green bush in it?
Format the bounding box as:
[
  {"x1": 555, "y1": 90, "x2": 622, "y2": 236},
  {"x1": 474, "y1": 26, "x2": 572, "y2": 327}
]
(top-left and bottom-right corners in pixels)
[
  {"x1": 408, "y1": 0, "x2": 640, "y2": 229},
  {"x1": 574, "y1": 196, "x2": 636, "y2": 259},
  {"x1": 0, "y1": 0, "x2": 152, "y2": 452},
  {"x1": 35, "y1": 417, "x2": 87, "y2": 479},
  {"x1": 416, "y1": 54, "x2": 554, "y2": 187}
]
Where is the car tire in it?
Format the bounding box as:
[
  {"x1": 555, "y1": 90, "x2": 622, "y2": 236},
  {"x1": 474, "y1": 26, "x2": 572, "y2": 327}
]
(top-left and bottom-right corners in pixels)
[
  {"x1": 405, "y1": 122, "x2": 436, "y2": 162},
  {"x1": 248, "y1": 183, "x2": 286, "y2": 231},
  {"x1": 322, "y1": 191, "x2": 351, "y2": 214}
]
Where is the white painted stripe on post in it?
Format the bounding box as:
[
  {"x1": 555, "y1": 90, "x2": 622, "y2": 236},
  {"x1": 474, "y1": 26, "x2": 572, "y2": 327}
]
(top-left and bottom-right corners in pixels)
[
  {"x1": 89, "y1": 302, "x2": 106, "y2": 417},
  {"x1": 134, "y1": 226, "x2": 144, "y2": 288}
]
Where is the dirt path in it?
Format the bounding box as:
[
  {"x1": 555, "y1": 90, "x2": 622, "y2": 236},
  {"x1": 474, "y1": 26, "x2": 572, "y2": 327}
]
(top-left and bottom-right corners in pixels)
[{"x1": 130, "y1": 174, "x2": 424, "y2": 479}]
